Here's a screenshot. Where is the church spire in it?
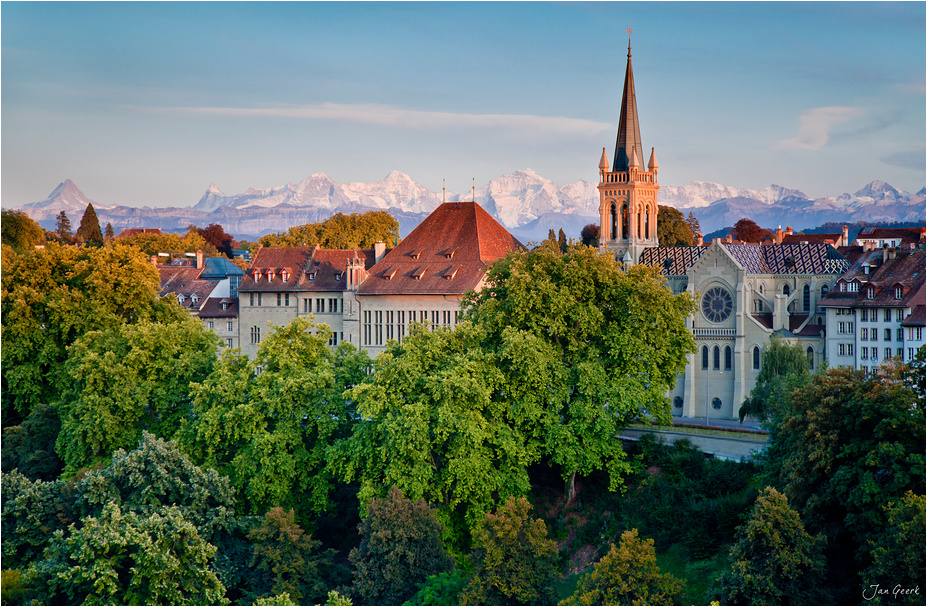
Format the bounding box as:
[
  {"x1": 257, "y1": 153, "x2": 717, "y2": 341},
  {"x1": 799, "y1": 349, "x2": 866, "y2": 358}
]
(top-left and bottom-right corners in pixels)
[{"x1": 612, "y1": 27, "x2": 643, "y2": 173}]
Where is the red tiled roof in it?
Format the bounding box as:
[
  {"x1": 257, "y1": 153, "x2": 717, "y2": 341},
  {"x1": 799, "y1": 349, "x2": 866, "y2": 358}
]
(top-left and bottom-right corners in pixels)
[
  {"x1": 358, "y1": 201, "x2": 523, "y2": 295},
  {"x1": 240, "y1": 246, "x2": 376, "y2": 292},
  {"x1": 821, "y1": 250, "x2": 925, "y2": 308},
  {"x1": 857, "y1": 227, "x2": 925, "y2": 244},
  {"x1": 781, "y1": 233, "x2": 841, "y2": 245}
]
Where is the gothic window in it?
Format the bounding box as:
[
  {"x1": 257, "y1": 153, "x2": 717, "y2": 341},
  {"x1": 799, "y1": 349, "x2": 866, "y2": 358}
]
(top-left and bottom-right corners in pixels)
[
  {"x1": 821, "y1": 284, "x2": 829, "y2": 299},
  {"x1": 645, "y1": 210, "x2": 650, "y2": 239},
  {"x1": 783, "y1": 284, "x2": 790, "y2": 296},
  {"x1": 701, "y1": 346, "x2": 709, "y2": 370},
  {"x1": 610, "y1": 203, "x2": 617, "y2": 240},
  {"x1": 803, "y1": 284, "x2": 811, "y2": 312},
  {"x1": 807, "y1": 347, "x2": 814, "y2": 370},
  {"x1": 725, "y1": 346, "x2": 732, "y2": 370},
  {"x1": 621, "y1": 205, "x2": 629, "y2": 240},
  {"x1": 637, "y1": 213, "x2": 642, "y2": 238},
  {"x1": 753, "y1": 346, "x2": 761, "y2": 370},
  {"x1": 713, "y1": 346, "x2": 720, "y2": 370},
  {"x1": 701, "y1": 287, "x2": 733, "y2": 323}
]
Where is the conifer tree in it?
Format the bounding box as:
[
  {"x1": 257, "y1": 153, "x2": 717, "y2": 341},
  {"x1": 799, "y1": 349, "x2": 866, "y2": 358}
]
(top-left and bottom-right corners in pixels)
[
  {"x1": 685, "y1": 211, "x2": 701, "y2": 240},
  {"x1": 55, "y1": 211, "x2": 73, "y2": 243},
  {"x1": 76, "y1": 203, "x2": 103, "y2": 246},
  {"x1": 104, "y1": 223, "x2": 115, "y2": 240},
  {"x1": 557, "y1": 228, "x2": 568, "y2": 253}
]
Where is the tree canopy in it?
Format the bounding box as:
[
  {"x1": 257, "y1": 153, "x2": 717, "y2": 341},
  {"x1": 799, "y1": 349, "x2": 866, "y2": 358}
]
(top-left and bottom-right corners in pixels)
[
  {"x1": 657, "y1": 205, "x2": 694, "y2": 246},
  {"x1": 738, "y1": 338, "x2": 810, "y2": 423},
  {"x1": 259, "y1": 211, "x2": 400, "y2": 248},
  {"x1": 580, "y1": 223, "x2": 599, "y2": 247},
  {"x1": 75, "y1": 203, "x2": 103, "y2": 246},
  {"x1": 1, "y1": 209, "x2": 45, "y2": 254},
  {"x1": 732, "y1": 218, "x2": 773, "y2": 243}
]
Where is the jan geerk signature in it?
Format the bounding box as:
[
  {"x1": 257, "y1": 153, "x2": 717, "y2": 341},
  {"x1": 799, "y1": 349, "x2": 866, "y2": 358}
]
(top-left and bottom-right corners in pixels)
[{"x1": 863, "y1": 584, "x2": 921, "y2": 601}]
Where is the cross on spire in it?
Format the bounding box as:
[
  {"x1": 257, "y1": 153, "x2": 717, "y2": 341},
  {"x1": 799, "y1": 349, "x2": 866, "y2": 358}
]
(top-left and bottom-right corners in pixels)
[{"x1": 626, "y1": 23, "x2": 633, "y2": 57}]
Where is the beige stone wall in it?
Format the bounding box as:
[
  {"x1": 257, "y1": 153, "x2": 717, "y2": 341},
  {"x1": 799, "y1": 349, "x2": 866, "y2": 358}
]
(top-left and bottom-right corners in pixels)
[{"x1": 355, "y1": 293, "x2": 466, "y2": 357}]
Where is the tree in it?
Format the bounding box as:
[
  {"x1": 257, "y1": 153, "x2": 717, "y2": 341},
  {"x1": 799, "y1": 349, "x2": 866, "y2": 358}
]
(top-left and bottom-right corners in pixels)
[
  {"x1": 685, "y1": 211, "x2": 701, "y2": 241},
  {"x1": 55, "y1": 210, "x2": 73, "y2": 243},
  {"x1": 1, "y1": 403, "x2": 63, "y2": 481},
  {"x1": 738, "y1": 338, "x2": 810, "y2": 423},
  {"x1": 193, "y1": 223, "x2": 235, "y2": 258},
  {"x1": 464, "y1": 246, "x2": 697, "y2": 502},
  {"x1": 862, "y1": 491, "x2": 926, "y2": 604},
  {"x1": 117, "y1": 229, "x2": 218, "y2": 258},
  {"x1": 1, "y1": 242, "x2": 186, "y2": 422},
  {"x1": 249, "y1": 507, "x2": 331, "y2": 605},
  {"x1": 180, "y1": 318, "x2": 371, "y2": 522},
  {"x1": 1, "y1": 209, "x2": 44, "y2": 253},
  {"x1": 349, "y1": 486, "x2": 453, "y2": 605},
  {"x1": 657, "y1": 205, "x2": 694, "y2": 246},
  {"x1": 259, "y1": 211, "x2": 400, "y2": 248},
  {"x1": 104, "y1": 222, "x2": 115, "y2": 240},
  {"x1": 719, "y1": 487, "x2": 827, "y2": 605},
  {"x1": 460, "y1": 497, "x2": 559, "y2": 606},
  {"x1": 55, "y1": 317, "x2": 219, "y2": 475},
  {"x1": 580, "y1": 223, "x2": 599, "y2": 247},
  {"x1": 565, "y1": 529, "x2": 683, "y2": 606},
  {"x1": 23, "y1": 502, "x2": 226, "y2": 606},
  {"x1": 732, "y1": 217, "x2": 773, "y2": 243},
  {"x1": 75, "y1": 203, "x2": 104, "y2": 246},
  {"x1": 557, "y1": 228, "x2": 568, "y2": 253}
]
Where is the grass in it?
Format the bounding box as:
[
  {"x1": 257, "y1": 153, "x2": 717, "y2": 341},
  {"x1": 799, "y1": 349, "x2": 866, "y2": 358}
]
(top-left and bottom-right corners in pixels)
[{"x1": 656, "y1": 542, "x2": 729, "y2": 605}]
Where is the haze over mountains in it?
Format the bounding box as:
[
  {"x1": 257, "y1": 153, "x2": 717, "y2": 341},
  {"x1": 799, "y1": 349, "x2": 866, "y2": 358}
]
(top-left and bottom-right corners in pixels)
[{"x1": 16, "y1": 171, "x2": 926, "y2": 243}]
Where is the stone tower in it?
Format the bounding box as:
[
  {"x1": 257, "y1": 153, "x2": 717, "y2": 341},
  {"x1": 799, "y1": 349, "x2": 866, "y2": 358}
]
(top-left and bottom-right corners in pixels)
[{"x1": 598, "y1": 38, "x2": 659, "y2": 264}]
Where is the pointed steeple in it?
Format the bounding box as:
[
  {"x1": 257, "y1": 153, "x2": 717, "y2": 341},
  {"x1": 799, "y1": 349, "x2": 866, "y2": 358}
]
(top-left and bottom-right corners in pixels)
[{"x1": 612, "y1": 44, "x2": 644, "y2": 173}]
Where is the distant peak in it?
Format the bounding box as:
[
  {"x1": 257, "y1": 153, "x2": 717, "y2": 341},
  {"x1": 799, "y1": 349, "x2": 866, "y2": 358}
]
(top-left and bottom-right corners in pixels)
[{"x1": 207, "y1": 183, "x2": 224, "y2": 195}]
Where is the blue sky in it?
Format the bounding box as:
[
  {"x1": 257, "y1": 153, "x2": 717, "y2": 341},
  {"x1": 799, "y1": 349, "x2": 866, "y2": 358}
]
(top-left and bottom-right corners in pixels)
[{"x1": 2, "y1": 1, "x2": 924, "y2": 208}]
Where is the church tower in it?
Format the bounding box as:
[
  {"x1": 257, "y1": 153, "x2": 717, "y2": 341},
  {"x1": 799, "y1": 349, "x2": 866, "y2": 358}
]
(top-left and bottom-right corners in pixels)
[{"x1": 598, "y1": 31, "x2": 659, "y2": 264}]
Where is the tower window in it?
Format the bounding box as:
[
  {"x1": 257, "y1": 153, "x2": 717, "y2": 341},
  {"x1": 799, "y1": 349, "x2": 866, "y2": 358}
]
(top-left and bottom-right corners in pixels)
[
  {"x1": 713, "y1": 346, "x2": 720, "y2": 370},
  {"x1": 701, "y1": 346, "x2": 709, "y2": 370},
  {"x1": 725, "y1": 346, "x2": 732, "y2": 370},
  {"x1": 753, "y1": 346, "x2": 761, "y2": 370}
]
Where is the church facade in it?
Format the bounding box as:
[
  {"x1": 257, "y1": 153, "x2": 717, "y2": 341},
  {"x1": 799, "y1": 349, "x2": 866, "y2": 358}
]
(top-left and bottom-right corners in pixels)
[{"x1": 601, "y1": 40, "x2": 851, "y2": 420}]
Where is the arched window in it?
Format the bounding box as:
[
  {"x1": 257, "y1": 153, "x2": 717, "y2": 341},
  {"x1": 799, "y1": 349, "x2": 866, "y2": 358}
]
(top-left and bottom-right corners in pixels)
[
  {"x1": 713, "y1": 346, "x2": 721, "y2": 370},
  {"x1": 783, "y1": 284, "x2": 790, "y2": 296},
  {"x1": 807, "y1": 346, "x2": 814, "y2": 370},
  {"x1": 759, "y1": 284, "x2": 764, "y2": 294},
  {"x1": 753, "y1": 346, "x2": 761, "y2": 370},
  {"x1": 803, "y1": 284, "x2": 811, "y2": 312},
  {"x1": 621, "y1": 205, "x2": 629, "y2": 240},
  {"x1": 702, "y1": 346, "x2": 709, "y2": 370},
  {"x1": 673, "y1": 396, "x2": 683, "y2": 409},
  {"x1": 712, "y1": 397, "x2": 722, "y2": 410},
  {"x1": 637, "y1": 213, "x2": 642, "y2": 239},
  {"x1": 725, "y1": 346, "x2": 733, "y2": 370},
  {"x1": 821, "y1": 284, "x2": 829, "y2": 298},
  {"x1": 645, "y1": 210, "x2": 650, "y2": 239},
  {"x1": 610, "y1": 203, "x2": 617, "y2": 240}
]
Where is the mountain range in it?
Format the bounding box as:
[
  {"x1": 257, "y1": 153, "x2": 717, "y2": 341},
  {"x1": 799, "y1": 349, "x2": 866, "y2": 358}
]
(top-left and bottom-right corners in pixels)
[{"x1": 16, "y1": 172, "x2": 925, "y2": 243}]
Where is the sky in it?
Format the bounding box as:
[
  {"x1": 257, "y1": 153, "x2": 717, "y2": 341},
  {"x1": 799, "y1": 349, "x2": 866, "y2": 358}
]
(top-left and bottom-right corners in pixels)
[{"x1": 2, "y1": 1, "x2": 925, "y2": 209}]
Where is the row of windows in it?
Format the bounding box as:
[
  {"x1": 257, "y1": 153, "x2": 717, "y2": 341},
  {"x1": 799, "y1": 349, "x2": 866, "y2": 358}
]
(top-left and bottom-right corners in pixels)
[
  {"x1": 204, "y1": 320, "x2": 235, "y2": 332},
  {"x1": 837, "y1": 321, "x2": 854, "y2": 334},
  {"x1": 860, "y1": 347, "x2": 908, "y2": 361},
  {"x1": 702, "y1": 344, "x2": 815, "y2": 371},
  {"x1": 859, "y1": 308, "x2": 906, "y2": 322},
  {"x1": 362, "y1": 309, "x2": 459, "y2": 346},
  {"x1": 672, "y1": 396, "x2": 723, "y2": 410},
  {"x1": 302, "y1": 297, "x2": 340, "y2": 314},
  {"x1": 860, "y1": 328, "x2": 904, "y2": 342},
  {"x1": 838, "y1": 343, "x2": 855, "y2": 357}
]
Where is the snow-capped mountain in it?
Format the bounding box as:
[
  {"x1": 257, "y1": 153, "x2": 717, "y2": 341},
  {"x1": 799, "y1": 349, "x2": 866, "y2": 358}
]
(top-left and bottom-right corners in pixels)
[{"x1": 14, "y1": 173, "x2": 925, "y2": 242}]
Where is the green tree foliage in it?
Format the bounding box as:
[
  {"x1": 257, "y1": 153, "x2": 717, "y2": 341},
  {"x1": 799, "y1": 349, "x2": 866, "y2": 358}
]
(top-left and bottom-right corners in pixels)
[
  {"x1": 732, "y1": 217, "x2": 773, "y2": 243},
  {"x1": 460, "y1": 497, "x2": 559, "y2": 606},
  {"x1": 738, "y1": 338, "x2": 810, "y2": 423},
  {"x1": 24, "y1": 502, "x2": 226, "y2": 606},
  {"x1": 248, "y1": 507, "x2": 330, "y2": 605},
  {"x1": 75, "y1": 203, "x2": 103, "y2": 246},
  {"x1": 763, "y1": 364, "x2": 925, "y2": 603},
  {"x1": 104, "y1": 222, "x2": 115, "y2": 240},
  {"x1": 259, "y1": 211, "x2": 400, "y2": 248},
  {"x1": 1, "y1": 242, "x2": 186, "y2": 421},
  {"x1": 862, "y1": 491, "x2": 926, "y2": 604},
  {"x1": 56, "y1": 318, "x2": 219, "y2": 475},
  {"x1": 0, "y1": 209, "x2": 44, "y2": 253},
  {"x1": 465, "y1": 246, "x2": 697, "y2": 500},
  {"x1": 117, "y1": 229, "x2": 219, "y2": 258},
  {"x1": 1, "y1": 403, "x2": 63, "y2": 481},
  {"x1": 557, "y1": 228, "x2": 568, "y2": 253},
  {"x1": 657, "y1": 205, "x2": 694, "y2": 246},
  {"x1": 55, "y1": 211, "x2": 73, "y2": 243},
  {"x1": 580, "y1": 223, "x2": 599, "y2": 247},
  {"x1": 685, "y1": 212, "x2": 701, "y2": 240},
  {"x1": 349, "y1": 486, "x2": 452, "y2": 605},
  {"x1": 1, "y1": 470, "x2": 78, "y2": 570},
  {"x1": 180, "y1": 318, "x2": 371, "y2": 522},
  {"x1": 565, "y1": 529, "x2": 683, "y2": 606},
  {"x1": 406, "y1": 570, "x2": 471, "y2": 606},
  {"x1": 719, "y1": 487, "x2": 826, "y2": 605},
  {"x1": 1, "y1": 569, "x2": 26, "y2": 606}
]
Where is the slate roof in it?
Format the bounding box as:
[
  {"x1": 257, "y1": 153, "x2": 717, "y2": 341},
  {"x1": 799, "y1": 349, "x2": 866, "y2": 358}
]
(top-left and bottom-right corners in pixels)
[
  {"x1": 901, "y1": 305, "x2": 925, "y2": 327},
  {"x1": 820, "y1": 249, "x2": 925, "y2": 309},
  {"x1": 240, "y1": 246, "x2": 377, "y2": 293},
  {"x1": 639, "y1": 243, "x2": 849, "y2": 276},
  {"x1": 157, "y1": 266, "x2": 220, "y2": 311},
  {"x1": 199, "y1": 256, "x2": 245, "y2": 279},
  {"x1": 358, "y1": 201, "x2": 523, "y2": 295},
  {"x1": 199, "y1": 297, "x2": 239, "y2": 318}
]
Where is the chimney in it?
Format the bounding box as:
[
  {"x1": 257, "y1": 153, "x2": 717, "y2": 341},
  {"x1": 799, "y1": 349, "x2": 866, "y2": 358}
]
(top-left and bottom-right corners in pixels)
[
  {"x1": 696, "y1": 233, "x2": 704, "y2": 246},
  {"x1": 786, "y1": 226, "x2": 793, "y2": 236},
  {"x1": 374, "y1": 241, "x2": 386, "y2": 264},
  {"x1": 726, "y1": 234, "x2": 733, "y2": 244},
  {"x1": 882, "y1": 244, "x2": 890, "y2": 264},
  {"x1": 775, "y1": 226, "x2": 783, "y2": 245},
  {"x1": 150, "y1": 255, "x2": 158, "y2": 266},
  {"x1": 196, "y1": 250, "x2": 204, "y2": 269},
  {"x1": 346, "y1": 255, "x2": 369, "y2": 291},
  {"x1": 842, "y1": 225, "x2": 849, "y2": 247}
]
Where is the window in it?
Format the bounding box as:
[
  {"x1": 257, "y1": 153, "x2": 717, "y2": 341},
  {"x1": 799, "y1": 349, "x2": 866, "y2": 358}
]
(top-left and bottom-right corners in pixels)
[
  {"x1": 849, "y1": 281, "x2": 859, "y2": 292},
  {"x1": 807, "y1": 347, "x2": 814, "y2": 370},
  {"x1": 177, "y1": 294, "x2": 185, "y2": 304},
  {"x1": 848, "y1": 344, "x2": 854, "y2": 357},
  {"x1": 861, "y1": 309, "x2": 868, "y2": 322},
  {"x1": 375, "y1": 311, "x2": 383, "y2": 345},
  {"x1": 724, "y1": 346, "x2": 732, "y2": 370},
  {"x1": 884, "y1": 329, "x2": 892, "y2": 341},
  {"x1": 839, "y1": 343, "x2": 846, "y2": 356},
  {"x1": 896, "y1": 309, "x2": 904, "y2": 321},
  {"x1": 228, "y1": 321, "x2": 233, "y2": 332},
  {"x1": 303, "y1": 298, "x2": 309, "y2": 313},
  {"x1": 250, "y1": 293, "x2": 254, "y2": 306},
  {"x1": 753, "y1": 346, "x2": 760, "y2": 370},
  {"x1": 281, "y1": 270, "x2": 288, "y2": 283},
  {"x1": 442, "y1": 310, "x2": 451, "y2": 326},
  {"x1": 285, "y1": 293, "x2": 290, "y2": 306},
  {"x1": 673, "y1": 396, "x2": 683, "y2": 409},
  {"x1": 803, "y1": 284, "x2": 810, "y2": 312},
  {"x1": 227, "y1": 338, "x2": 234, "y2": 348},
  {"x1": 909, "y1": 348, "x2": 916, "y2": 360},
  {"x1": 277, "y1": 293, "x2": 281, "y2": 306},
  {"x1": 257, "y1": 293, "x2": 262, "y2": 306},
  {"x1": 917, "y1": 327, "x2": 924, "y2": 341},
  {"x1": 431, "y1": 310, "x2": 439, "y2": 329},
  {"x1": 861, "y1": 347, "x2": 869, "y2": 359},
  {"x1": 386, "y1": 311, "x2": 394, "y2": 341},
  {"x1": 398, "y1": 311, "x2": 405, "y2": 342},
  {"x1": 866, "y1": 287, "x2": 874, "y2": 299},
  {"x1": 821, "y1": 284, "x2": 829, "y2": 298},
  {"x1": 897, "y1": 348, "x2": 903, "y2": 359},
  {"x1": 208, "y1": 321, "x2": 214, "y2": 330},
  {"x1": 329, "y1": 299, "x2": 336, "y2": 313},
  {"x1": 712, "y1": 397, "x2": 722, "y2": 410},
  {"x1": 884, "y1": 348, "x2": 892, "y2": 360},
  {"x1": 884, "y1": 309, "x2": 892, "y2": 322},
  {"x1": 221, "y1": 301, "x2": 228, "y2": 311},
  {"x1": 363, "y1": 311, "x2": 371, "y2": 345},
  {"x1": 895, "y1": 287, "x2": 903, "y2": 299},
  {"x1": 316, "y1": 298, "x2": 324, "y2": 313},
  {"x1": 702, "y1": 346, "x2": 709, "y2": 370},
  {"x1": 713, "y1": 346, "x2": 720, "y2": 370},
  {"x1": 783, "y1": 284, "x2": 790, "y2": 296},
  {"x1": 250, "y1": 326, "x2": 261, "y2": 344},
  {"x1": 861, "y1": 328, "x2": 868, "y2": 340}
]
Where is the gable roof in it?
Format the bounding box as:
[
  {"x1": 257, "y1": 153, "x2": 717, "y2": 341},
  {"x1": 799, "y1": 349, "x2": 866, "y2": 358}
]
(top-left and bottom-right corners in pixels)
[
  {"x1": 857, "y1": 227, "x2": 925, "y2": 244},
  {"x1": 199, "y1": 297, "x2": 239, "y2": 318},
  {"x1": 240, "y1": 246, "x2": 376, "y2": 292},
  {"x1": 358, "y1": 201, "x2": 523, "y2": 295},
  {"x1": 780, "y1": 233, "x2": 842, "y2": 245}
]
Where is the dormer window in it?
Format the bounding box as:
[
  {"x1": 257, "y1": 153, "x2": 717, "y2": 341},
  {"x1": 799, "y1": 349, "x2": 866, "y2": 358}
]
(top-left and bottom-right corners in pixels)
[
  {"x1": 268, "y1": 270, "x2": 275, "y2": 282},
  {"x1": 444, "y1": 247, "x2": 458, "y2": 260},
  {"x1": 334, "y1": 273, "x2": 342, "y2": 281},
  {"x1": 177, "y1": 294, "x2": 185, "y2": 304},
  {"x1": 281, "y1": 270, "x2": 289, "y2": 283},
  {"x1": 849, "y1": 281, "x2": 859, "y2": 293},
  {"x1": 409, "y1": 249, "x2": 423, "y2": 260},
  {"x1": 895, "y1": 286, "x2": 903, "y2": 299},
  {"x1": 840, "y1": 282, "x2": 846, "y2": 292},
  {"x1": 383, "y1": 267, "x2": 398, "y2": 281},
  {"x1": 191, "y1": 294, "x2": 198, "y2": 305},
  {"x1": 412, "y1": 266, "x2": 425, "y2": 280},
  {"x1": 444, "y1": 265, "x2": 461, "y2": 280},
  {"x1": 866, "y1": 287, "x2": 874, "y2": 299},
  {"x1": 308, "y1": 272, "x2": 315, "y2": 281},
  {"x1": 253, "y1": 270, "x2": 262, "y2": 281},
  {"x1": 864, "y1": 265, "x2": 870, "y2": 275},
  {"x1": 221, "y1": 301, "x2": 228, "y2": 311}
]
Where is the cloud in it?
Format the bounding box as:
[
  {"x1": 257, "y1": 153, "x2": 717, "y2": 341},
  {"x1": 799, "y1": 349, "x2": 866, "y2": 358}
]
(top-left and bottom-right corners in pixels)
[
  {"x1": 882, "y1": 145, "x2": 926, "y2": 171},
  {"x1": 774, "y1": 106, "x2": 865, "y2": 150},
  {"x1": 130, "y1": 102, "x2": 611, "y2": 138}
]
